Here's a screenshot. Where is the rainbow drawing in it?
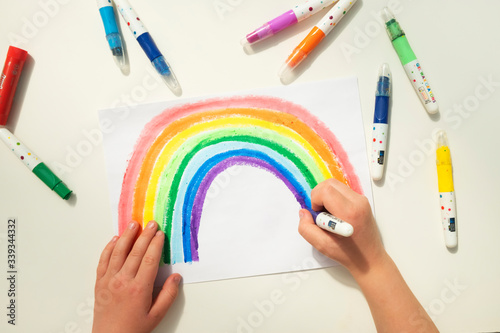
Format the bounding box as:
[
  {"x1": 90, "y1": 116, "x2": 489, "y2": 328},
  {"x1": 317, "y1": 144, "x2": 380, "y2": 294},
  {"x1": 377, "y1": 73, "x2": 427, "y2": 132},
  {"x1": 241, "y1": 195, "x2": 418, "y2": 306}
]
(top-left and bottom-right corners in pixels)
[{"x1": 118, "y1": 96, "x2": 361, "y2": 265}]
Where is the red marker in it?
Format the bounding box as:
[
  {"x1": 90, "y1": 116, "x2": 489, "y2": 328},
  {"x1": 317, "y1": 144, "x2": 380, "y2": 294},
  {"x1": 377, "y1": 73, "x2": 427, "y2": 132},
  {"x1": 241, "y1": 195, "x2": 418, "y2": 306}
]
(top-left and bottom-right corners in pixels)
[{"x1": 0, "y1": 46, "x2": 28, "y2": 126}]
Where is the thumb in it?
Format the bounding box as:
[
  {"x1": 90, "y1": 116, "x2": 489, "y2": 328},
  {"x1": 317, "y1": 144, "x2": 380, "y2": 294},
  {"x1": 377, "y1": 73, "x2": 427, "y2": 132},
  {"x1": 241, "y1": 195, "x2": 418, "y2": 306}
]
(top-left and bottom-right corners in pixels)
[
  {"x1": 149, "y1": 273, "x2": 181, "y2": 321},
  {"x1": 298, "y1": 209, "x2": 337, "y2": 254}
]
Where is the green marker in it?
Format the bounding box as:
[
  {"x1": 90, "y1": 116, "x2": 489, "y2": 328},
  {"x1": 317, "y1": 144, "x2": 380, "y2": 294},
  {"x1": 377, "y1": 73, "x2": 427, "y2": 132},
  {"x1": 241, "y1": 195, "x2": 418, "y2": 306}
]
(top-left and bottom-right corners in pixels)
[
  {"x1": 0, "y1": 128, "x2": 72, "y2": 200},
  {"x1": 382, "y1": 7, "x2": 438, "y2": 114}
]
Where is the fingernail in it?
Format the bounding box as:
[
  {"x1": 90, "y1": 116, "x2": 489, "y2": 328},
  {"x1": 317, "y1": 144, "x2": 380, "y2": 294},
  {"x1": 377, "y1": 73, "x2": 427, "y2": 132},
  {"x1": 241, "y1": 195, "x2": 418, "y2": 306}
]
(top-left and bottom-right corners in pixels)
[
  {"x1": 299, "y1": 210, "x2": 304, "y2": 219},
  {"x1": 173, "y1": 275, "x2": 182, "y2": 285},
  {"x1": 148, "y1": 221, "x2": 157, "y2": 229},
  {"x1": 110, "y1": 236, "x2": 118, "y2": 243},
  {"x1": 128, "y1": 222, "x2": 136, "y2": 230},
  {"x1": 155, "y1": 230, "x2": 164, "y2": 237}
]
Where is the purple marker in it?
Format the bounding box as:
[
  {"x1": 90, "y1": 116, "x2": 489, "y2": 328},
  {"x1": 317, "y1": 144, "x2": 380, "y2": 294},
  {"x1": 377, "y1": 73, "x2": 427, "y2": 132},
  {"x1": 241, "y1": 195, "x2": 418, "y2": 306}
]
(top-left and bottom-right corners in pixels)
[{"x1": 241, "y1": 0, "x2": 336, "y2": 47}]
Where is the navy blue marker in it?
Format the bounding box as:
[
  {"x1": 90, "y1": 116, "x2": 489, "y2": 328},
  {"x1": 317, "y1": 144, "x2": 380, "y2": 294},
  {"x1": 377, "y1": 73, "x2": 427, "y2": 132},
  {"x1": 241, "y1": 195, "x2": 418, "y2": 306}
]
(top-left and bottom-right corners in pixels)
[
  {"x1": 115, "y1": 0, "x2": 181, "y2": 94},
  {"x1": 371, "y1": 63, "x2": 392, "y2": 181},
  {"x1": 97, "y1": 0, "x2": 126, "y2": 70}
]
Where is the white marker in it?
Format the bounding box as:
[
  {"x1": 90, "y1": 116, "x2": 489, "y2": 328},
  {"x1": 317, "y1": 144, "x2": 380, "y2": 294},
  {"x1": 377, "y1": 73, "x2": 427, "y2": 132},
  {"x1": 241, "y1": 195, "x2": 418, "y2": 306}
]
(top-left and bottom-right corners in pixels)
[{"x1": 310, "y1": 210, "x2": 354, "y2": 237}]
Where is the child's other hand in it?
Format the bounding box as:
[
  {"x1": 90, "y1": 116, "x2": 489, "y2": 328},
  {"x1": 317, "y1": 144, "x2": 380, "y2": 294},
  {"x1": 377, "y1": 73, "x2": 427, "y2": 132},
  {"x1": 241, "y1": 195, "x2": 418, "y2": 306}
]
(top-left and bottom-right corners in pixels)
[{"x1": 92, "y1": 221, "x2": 181, "y2": 333}]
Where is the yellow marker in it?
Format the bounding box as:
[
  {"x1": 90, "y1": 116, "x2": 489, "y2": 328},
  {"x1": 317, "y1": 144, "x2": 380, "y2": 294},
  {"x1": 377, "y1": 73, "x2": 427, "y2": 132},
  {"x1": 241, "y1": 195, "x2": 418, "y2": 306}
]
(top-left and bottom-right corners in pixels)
[{"x1": 436, "y1": 130, "x2": 457, "y2": 248}]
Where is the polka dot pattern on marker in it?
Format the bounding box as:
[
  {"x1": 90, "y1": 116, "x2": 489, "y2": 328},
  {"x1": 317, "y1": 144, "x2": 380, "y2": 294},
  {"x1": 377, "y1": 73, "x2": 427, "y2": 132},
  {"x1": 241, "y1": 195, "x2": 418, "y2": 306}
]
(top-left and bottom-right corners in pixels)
[
  {"x1": 371, "y1": 124, "x2": 388, "y2": 165},
  {"x1": 292, "y1": 0, "x2": 335, "y2": 21},
  {"x1": 115, "y1": 0, "x2": 148, "y2": 39},
  {"x1": 0, "y1": 129, "x2": 40, "y2": 171},
  {"x1": 317, "y1": 1, "x2": 355, "y2": 34},
  {"x1": 439, "y1": 192, "x2": 456, "y2": 232}
]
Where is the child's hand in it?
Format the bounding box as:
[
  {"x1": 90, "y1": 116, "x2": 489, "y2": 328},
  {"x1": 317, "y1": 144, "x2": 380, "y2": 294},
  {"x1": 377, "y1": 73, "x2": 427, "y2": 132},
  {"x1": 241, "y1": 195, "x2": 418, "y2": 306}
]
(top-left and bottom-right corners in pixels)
[
  {"x1": 299, "y1": 179, "x2": 439, "y2": 332},
  {"x1": 92, "y1": 221, "x2": 181, "y2": 333},
  {"x1": 298, "y1": 178, "x2": 388, "y2": 278}
]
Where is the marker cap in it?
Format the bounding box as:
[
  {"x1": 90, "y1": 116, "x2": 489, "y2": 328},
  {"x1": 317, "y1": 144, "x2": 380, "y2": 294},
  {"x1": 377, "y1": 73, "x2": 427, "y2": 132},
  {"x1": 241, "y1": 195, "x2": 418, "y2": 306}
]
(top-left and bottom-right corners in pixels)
[
  {"x1": 376, "y1": 63, "x2": 392, "y2": 97},
  {"x1": 32, "y1": 163, "x2": 72, "y2": 200},
  {"x1": 54, "y1": 182, "x2": 73, "y2": 200},
  {"x1": 244, "y1": 23, "x2": 274, "y2": 45},
  {"x1": 436, "y1": 130, "x2": 449, "y2": 149},
  {"x1": 436, "y1": 130, "x2": 453, "y2": 192},
  {"x1": 7, "y1": 46, "x2": 28, "y2": 61},
  {"x1": 279, "y1": 26, "x2": 325, "y2": 79},
  {"x1": 381, "y1": 7, "x2": 404, "y2": 41},
  {"x1": 152, "y1": 56, "x2": 181, "y2": 95},
  {"x1": 334, "y1": 221, "x2": 354, "y2": 237},
  {"x1": 106, "y1": 33, "x2": 126, "y2": 69},
  {"x1": 378, "y1": 62, "x2": 391, "y2": 78},
  {"x1": 381, "y1": 7, "x2": 395, "y2": 23}
]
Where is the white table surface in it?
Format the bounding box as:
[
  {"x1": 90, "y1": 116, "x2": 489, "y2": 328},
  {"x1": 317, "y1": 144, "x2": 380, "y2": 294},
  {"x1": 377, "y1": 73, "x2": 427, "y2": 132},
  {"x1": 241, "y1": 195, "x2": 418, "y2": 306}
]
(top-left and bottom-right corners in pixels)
[{"x1": 1, "y1": 0, "x2": 499, "y2": 332}]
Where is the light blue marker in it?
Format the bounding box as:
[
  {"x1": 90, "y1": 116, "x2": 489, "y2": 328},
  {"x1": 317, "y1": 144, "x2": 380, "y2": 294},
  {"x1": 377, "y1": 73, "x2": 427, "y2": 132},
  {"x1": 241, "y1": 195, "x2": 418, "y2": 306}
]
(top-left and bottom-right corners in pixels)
[{"x1": 97, "y1": 0, "x2": 126, "y2": 70}]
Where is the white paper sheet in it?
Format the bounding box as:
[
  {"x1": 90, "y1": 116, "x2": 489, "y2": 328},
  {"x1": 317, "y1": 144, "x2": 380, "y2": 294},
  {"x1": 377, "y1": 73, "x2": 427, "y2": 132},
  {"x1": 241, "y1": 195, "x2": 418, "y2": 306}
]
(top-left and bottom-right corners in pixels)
[{"x1": 99, "y1": 77, "x2": 372, "y2": 284}]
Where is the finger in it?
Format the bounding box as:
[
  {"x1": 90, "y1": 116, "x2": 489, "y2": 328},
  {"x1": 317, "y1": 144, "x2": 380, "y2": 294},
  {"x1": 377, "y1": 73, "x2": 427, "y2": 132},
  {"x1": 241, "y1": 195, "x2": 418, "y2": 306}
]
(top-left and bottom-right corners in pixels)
[
  {"x1": 325, "y1": 178, "x2": 361, "y2": 199},
  {"x1": 135, "y1": 229, "x2": 165, "y2": 284},
  {"x1": 107, "y1": 221, "x2": 141, "y2": 275},
  {"x1": 149, "y1": 274, "x2": 181, "y2": 321},
  {"x1": 313, "y1": 178, "x2": 360, "y2": 203},
  {"x1": 121, "y1": 221, "x2": 159, "y2": 278},
  {"x1": 298, "y1": 209, "x2": 339, "y2": 255},
  {"x1": 311, "y1": 179, "x2": 355, "y2": 220},
  {"x1": 96, "y1": 236, "x2": 119, "y2": 280}
]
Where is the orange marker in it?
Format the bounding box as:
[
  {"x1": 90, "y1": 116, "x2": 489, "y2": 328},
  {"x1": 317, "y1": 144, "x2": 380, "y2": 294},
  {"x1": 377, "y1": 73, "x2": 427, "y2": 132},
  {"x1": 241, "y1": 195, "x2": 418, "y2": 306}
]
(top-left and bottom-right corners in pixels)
[{"x1": 278, "y1": 0, "x2": 358, "y2": 79}]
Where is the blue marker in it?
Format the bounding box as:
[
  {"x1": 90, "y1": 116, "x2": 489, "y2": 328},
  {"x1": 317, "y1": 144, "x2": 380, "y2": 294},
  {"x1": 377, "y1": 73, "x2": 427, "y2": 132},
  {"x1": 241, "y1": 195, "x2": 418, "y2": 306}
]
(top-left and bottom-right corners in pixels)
[
  {"x1": 371, "y1": 63, "x2": 391, "y2": 181},
  {"x1": 114, "y1": 0, "x2": 181, "y2": 95},
  {"x1": 97, "y1": 0, "x2": 126, "y2": 70}
]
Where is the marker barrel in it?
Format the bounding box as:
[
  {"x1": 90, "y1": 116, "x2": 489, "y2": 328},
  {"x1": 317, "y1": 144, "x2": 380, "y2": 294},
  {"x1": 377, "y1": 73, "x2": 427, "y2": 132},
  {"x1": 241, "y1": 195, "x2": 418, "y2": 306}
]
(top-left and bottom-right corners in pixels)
[
  {"x1": 97, "y1": 1, "x2": 120, "y2": 37},
  {"x1": 137, "y1": 32, "x2": 162, "y2": 62},
  {"x1": 436, "y1": 131, "x2": 457, "y2": 248},
  {"x1": 290, "y1": 0, "x2": 336, "y2": 22},
  {"x1": 115, "y1": 0, "x2": 148, "y2": 39},
  {"x1": 245, "y1": 11, "x2": 298, "y2": 45},
  {"x1": 403, "y1": 59, "x2": 438, "y2": 114},
  {"x1": 114, "y1": 0, "x2": 180, "y2": 94},
  {"x1": 316, "y1": 0, "x2": 357, "y2": 36},
  {"x1": 284, "y1": 26, "x2": 325, "y2": 69},
  {"x1": 374, "y1": 95, "x2": 389, "y2": 123},
  {"x1": 439, "y1": 191, "x2": 457, "y2": 248},
  {"x1": 383, "y1": 8, "x2": 438, "y2": 114},
  {"x1": 0, "y1": 46, "x2": 28, "y2": 126},
  {"x1": 311, "y1": 211, "x2": 354, "y2": 237},
  {"x1": 97, "y1": 0, "x2": 125, "y2": 69},
  {"x1": 243, "y1": 0, "x2": 335, "y2": 45},
  {"x1": 279, "y1": 0, "x2": 357, "y2": 78},
  {"x1": 371, "y1": 123, "x2": 388, "y2": 181},
  {"x1": 371, "y1": 64, "x2": 391, "y2": 181}
]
